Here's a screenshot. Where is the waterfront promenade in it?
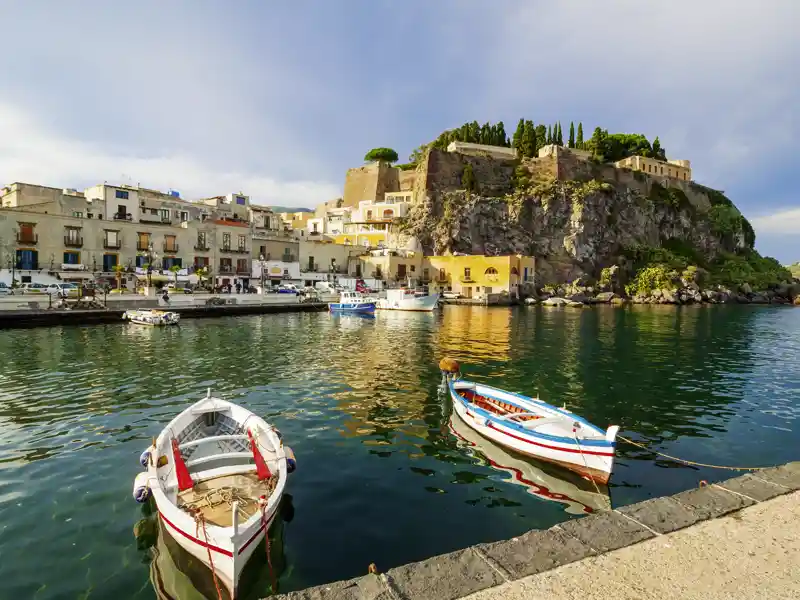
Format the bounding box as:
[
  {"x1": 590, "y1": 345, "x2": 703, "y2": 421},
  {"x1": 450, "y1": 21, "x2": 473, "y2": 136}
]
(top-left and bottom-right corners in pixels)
[{"x1": 273, "y1": 462, "x2": 800, "y2": 600}]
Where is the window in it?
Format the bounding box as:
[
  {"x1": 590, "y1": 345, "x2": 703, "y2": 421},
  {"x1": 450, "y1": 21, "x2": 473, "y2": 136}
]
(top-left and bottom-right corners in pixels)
[
  {"x1": 115, "y1": 190, "x2": 129, "y2": 199},
  {"x1": 259, "y1": 245, "x2": 267, "y2": 257},
  {"x1": 308, "y1": 256, "x2": 315, "y2": 271},
  {"x1": 105, "y1": 230, "x2": 119, "y2": 246},
  {"x1": 366, "y1": 210, "x2": 373, "y2": 220},
  {"x1": 439, "y1": 268, "x2": 446, "y2": 281},
  {"x1": 238, "y1": 234, "x2": 247, "y2": 250},
  {"x1": 163, "y1": 257, "x2": 182, "y2": 269},
  {"x1": 383, "y1": 209, "x2": 394, "y2": 219},
  {"x1": 137, "y1": 232, "x2": 150, "y2": 250},
  {"x1": 194, "y1": 257, "x2": 209, "y2": 269},
  {"x1": 65, "y1": 228, "x2": 81, "y2": 244},
  {"x1": 312, "y1": 222, "x2": 318, "y2": 233},
  {"x1": 464, "y1": 267, "x2": 471, "y2": 279},
  {"x1": 164, "y1": 235, "x2": 177, "y2": 252},
  {"x1": 660, "y1": 166, "x2": 663, "y2": 174},
  {"x1": 668, "y1": 169, "x2": 672, "y2": 177},
  {"x1": 180, "y1": 211, "x2": 188, "y2": 221},
  {"x1": 136, "y1": 255, "x2": 147, "y2": 268},
  {"x1": 410, "y1": 265, "x2": 416, "y2": 272},
  {"x1": 223, "y1": 232, "x2": 231, "y2": 248},
  {"x1": 197, "y1": 232, "x2": 207, "y2": 248},
  {"x1": 485, "y1": 267, "x2": 498, "y2": 281},
  {"x1": 102, "y1": 254, "x2": 118, "y2": 271},
  {"x1": 87, "y1": 213, "x2": 92, "y2": 219},
  {"x1": 684, "y1": 172, "x2": 687, "y2": 180},
  {"x1": 117, "y1": 204, "x2": 126, "y2": 215},
  {"x1": 72, "y1": 211, "x2": 83, "y2": 218},
  {"x1": 150, "y1": 208, "x2": 158, "y2": 215},
  {"x1": 423, "y1": 267, "x2": 429, "y2": 280},
  {"x1": 160, "y1": 209, "x2": 170, "y2": 221},
  {"x1": 237, "y1": 259, "x2": 248, "y2": 272},
  {"x1": 647, "y1": 165, "x2": 652, "y2": 173},
  {"x1": 63, "y1": 252, "x2": 80, "y2": 265},
  {"x1": 220, "y1": 258, "x2": 233, "y2": 272},
  {"x1": 16, "y1": 249, "x2": 38, "y2": 270},
  {"x1": 236, "y1": 195, "x2": 246, "y2": 205}
]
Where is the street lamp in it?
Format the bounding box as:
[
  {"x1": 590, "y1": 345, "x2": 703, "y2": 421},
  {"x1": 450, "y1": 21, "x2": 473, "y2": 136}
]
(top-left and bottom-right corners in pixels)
[
  {"x1": 259, "y1": 254, "x2": 266, "y2": 293},
  {"x1": 146, "y1": 242, "x2": 159, "y2": 289}
]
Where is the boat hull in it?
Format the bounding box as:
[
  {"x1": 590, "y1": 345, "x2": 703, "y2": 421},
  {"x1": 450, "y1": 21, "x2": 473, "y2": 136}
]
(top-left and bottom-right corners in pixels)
[
  {"x1": 449, "y1": 381, "x2": 616, "y2": 484},
  {"x1": 328, "y1": 302, "x2": 375, "y2": 313},
  {"x1": 376, "y1": 293, "x2": 439, "y2": 312},
  {"x1": 123, "y1": 309, "x2": 180, "y2": 326}
]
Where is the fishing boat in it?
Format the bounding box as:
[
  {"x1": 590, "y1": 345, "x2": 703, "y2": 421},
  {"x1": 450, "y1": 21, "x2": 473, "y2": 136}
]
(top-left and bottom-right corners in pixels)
[
  {"x1": 328, "y1": 290, "x2": 376, "y2": 313},
  {"x1": 123, "y1": 309, "x2": 181, "y2": 326},
  {"x1": 440, "y1": 358, "x2": 618, "y2": 484},
  {"x1": 131, "y1": 389, "x2": 297, "y2": 599},
  {"x1": 376, "y1": 288, "x2": 440, "y2": 312},
  {"x1": 448, "y1": 412, "x2": 610, "y2": 514}
]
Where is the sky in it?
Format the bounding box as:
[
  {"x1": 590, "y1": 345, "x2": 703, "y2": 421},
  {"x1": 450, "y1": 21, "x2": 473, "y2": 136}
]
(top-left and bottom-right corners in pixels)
[{"x1": 0, "y1": 1, "x2": 798, "y2": 262}]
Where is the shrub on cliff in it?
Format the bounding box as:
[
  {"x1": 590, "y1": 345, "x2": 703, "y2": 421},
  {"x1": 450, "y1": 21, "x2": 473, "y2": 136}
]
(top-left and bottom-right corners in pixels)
[
  {"x1": 462, "y1": 164, "x2": 476, "y2": 192},
  {"x1": 625, "y1": 265, "x2": 678, "y2": 297},
  {"x1": 364, "y1": 147, "x2": 399, "y2": 163}
]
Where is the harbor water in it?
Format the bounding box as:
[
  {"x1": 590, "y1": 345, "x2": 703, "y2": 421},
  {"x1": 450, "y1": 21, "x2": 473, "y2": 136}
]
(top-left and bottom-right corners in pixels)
[{"x1": 0, "y1": 305, "x2": 798, "y2": 598}]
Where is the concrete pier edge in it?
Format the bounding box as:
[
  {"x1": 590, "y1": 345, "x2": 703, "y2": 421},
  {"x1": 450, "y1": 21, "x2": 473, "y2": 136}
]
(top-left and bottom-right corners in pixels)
[{"x1": 270, "y1": 461, "x2": 800, "y2": 600}]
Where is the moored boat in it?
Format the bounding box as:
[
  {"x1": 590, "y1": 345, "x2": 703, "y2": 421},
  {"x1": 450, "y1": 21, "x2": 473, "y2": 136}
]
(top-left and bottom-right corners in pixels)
[
  {"x1": 328, "y1": 290, "x2": 376, "y2": 313},
  {"x1": 440, "y1": 358, "x2": 618, "y2": 484},
  {"x1": 376, "y1": 288, "x2": 440, "y2": 312},
  {"x1": 123, "y1": 309, "x2": 181, "y2": 326},
  {"x1": 448, "y1": 411, "x2": 610, "y2": 514},
  {"x1": 131, "y1": 389, "x2": 296, "y2": 599}
]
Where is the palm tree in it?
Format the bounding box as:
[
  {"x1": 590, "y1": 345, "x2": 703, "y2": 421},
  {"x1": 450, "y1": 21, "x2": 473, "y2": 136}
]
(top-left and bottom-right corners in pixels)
[
  {"x1": 169, "y1": 265, "x2": 181, "y2": 287},
  {"x1": 112, "y1": 264, "x2": 126, "y2": 291},
  {"x1": 195, "y1": 266, "x2": 209, "y2": 290}
]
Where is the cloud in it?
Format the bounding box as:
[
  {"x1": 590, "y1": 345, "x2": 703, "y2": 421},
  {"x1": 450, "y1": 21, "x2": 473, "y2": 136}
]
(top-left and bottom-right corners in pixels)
[
  {"x1": 0, "y1": 103, "x2": 339, "y2": 206},
  {"x1": 750, "y1": 208, "x2": 800, "y2": 236}
]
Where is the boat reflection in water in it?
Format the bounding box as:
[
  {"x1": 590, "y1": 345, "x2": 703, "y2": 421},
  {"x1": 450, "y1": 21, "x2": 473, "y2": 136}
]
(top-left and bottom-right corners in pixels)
[
  {"x1": 134, "y1": 494, "x2": 294, "y2": 599},
  {"x1": 448, "y1": 412, "x2": 611, "y2": 515}
]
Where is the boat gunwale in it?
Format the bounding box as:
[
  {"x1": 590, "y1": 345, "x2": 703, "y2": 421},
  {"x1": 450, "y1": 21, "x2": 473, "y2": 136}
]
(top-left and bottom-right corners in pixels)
[{"x1": 449, "y1": 379, "x2": 612, "y2": 447}]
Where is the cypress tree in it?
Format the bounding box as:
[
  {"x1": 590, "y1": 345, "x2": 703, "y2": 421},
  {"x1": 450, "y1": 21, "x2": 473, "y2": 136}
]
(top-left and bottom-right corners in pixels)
[
  {"x1": 479, "y1": 122, "x2": 490, "y2": 145},
  {"x1": 469, "y1": 121, "x2": 480, "y2": 143},
  {"x1": 556, "y1": 122, "x2": 563, "y2": 146},
  {"x1": 535, "y1": 124, "x2": 546, "y2": 148},
  {"x1": 496, "y1": 121, "x2": 507, "y2": 146},
  {"x1": 576, "y1": 122, "x2": 584, "y2": 148},
  {"x1": 462, "y1": 164, "x2": 476, "y2": 192},
  {"x1": 521, "y1": 120, "x2": 536, "y2": 158},
  {"x1": 512, "y1": 119, "x2": 525, "y2": 152},
  {"x1": 546, "y1": 125, "x2": 552, "y2": 145},
  {"x1": 568, "y1": 122, "x2": 575, "y2": 148}
]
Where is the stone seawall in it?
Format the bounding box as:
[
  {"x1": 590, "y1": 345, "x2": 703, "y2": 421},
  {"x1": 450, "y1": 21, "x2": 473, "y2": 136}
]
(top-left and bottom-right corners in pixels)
[{"x1": 271, "y1": 462, "x2": 800, "y2": 600}]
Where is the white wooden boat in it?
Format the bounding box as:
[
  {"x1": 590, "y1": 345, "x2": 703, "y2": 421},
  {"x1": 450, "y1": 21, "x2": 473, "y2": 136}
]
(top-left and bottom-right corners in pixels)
[
  {"x1": 328, "y1": 290, "x2": 375, "y2": 313},
  {"x1": 448, "y1": 412, "x2": 610, "y2": 514},
  {"x1": 376, "y1": 288, "x2": 440, "y2": 312},
  {"x1": 440, "y1": 359, "x2": 618, "y2": 484},
  {"x1": 123, "y1": 309, "x2": 181, "y2": 326},
  {"x1": 132, "y1": 390, "x2": 296, "y2": 599}
]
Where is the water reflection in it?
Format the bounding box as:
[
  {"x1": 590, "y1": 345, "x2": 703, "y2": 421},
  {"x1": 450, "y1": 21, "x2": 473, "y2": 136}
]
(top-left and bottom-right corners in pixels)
[{"x1": 0, "y1": 307, "x2": 798, "y2": 598}]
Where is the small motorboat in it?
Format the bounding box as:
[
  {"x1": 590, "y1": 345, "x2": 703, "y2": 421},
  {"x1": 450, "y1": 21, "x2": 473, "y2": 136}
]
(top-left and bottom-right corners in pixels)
[
  {"x1": 440, "y1": 358, "x2": 618, "y2": 484},
  {"x1": 123, "y1": 309, "x2": 180, "y2": 326},
  {"x1": 376, "y1": 288, "x2": 440, "y2": 312},
  {"x1": 328, "y1": 290, "x2": 376, "y2": 313},
  {"x1": 132, "y1": 389, "x2": 297, "y2": 599},
  {"x1": 449, "y1": 412, "x2": 610, "y2": 514}
]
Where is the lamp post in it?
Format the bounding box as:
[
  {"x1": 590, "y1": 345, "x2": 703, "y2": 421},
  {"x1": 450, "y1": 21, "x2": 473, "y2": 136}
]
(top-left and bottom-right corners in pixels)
[
  {"x1": 259, "y1": 254, "x2": 266, "y2": 294},
  {"x1": 146, "y1": 242, "x2": 158, "y2": 289}
]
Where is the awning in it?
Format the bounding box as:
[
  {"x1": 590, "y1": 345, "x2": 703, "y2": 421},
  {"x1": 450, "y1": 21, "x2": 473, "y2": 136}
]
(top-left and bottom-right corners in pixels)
[
  {"x1": 134, "y1": 273, "x2": 170, "y2": 282},
  {"x1": 60, "y1": 272, "x2": 93, "y2": 280}
]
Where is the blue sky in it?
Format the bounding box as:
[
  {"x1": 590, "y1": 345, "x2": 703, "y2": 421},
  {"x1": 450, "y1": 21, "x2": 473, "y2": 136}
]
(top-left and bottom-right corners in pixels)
[{"x1": 0, "y1": 1, "x2": 798, "y2": 262}]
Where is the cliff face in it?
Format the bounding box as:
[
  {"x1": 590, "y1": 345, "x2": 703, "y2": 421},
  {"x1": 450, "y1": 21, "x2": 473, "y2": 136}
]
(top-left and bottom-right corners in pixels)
[{"x1": 402, "y1": 149, "x2": 746, "y2": 283}]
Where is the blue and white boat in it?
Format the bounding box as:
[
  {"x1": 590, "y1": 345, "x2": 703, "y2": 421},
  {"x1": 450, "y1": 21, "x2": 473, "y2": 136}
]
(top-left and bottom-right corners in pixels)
[
  {"x1": 328, "y1": 290, "x2": 376, "y2": 313},
  {"x1": 440, "y1": 359, "x2": 619, "y2": 484}
]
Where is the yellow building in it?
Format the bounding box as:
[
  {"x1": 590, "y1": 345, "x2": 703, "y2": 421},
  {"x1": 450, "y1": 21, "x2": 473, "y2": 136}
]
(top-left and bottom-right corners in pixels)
[
  {"x1": 426, "y1": 255, "x2": 536, "y2": 301},
  {"x1": 614, "y1": 155, "x2": 692, "y2": 181}
]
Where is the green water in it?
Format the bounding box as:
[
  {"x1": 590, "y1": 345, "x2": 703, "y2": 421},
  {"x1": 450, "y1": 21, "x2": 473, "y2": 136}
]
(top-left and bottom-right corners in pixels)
[{"x1": 0, "y1": 306, "x2": 798, "y2": 598}]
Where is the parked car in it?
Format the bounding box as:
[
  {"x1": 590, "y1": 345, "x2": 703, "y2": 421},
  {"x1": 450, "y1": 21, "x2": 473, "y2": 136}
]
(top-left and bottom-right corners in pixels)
[
  {"x1": 45, "y1": 283, "x2": 81, "y2": 299},
  {"x1": 165, "y1": 283, "x2": 193, "y2": 294},
  {"x1": 18, "y1": 282, "x2": 48, "y2": 295},
  {"x1": 442, "y1": 290, "x2": 462, "y2": 300},
  {"x1": 277, "y1": 284, "x2": 298, "y2": 294},
  {"x1": 0, "y1": 282, "x2": 10, "y2": 296}
]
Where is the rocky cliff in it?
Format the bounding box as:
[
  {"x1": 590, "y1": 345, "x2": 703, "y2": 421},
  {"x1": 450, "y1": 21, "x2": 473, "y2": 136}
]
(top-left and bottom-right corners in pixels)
[{"x1": 401, "y1": 148, "x2": 791, "y2": 300}]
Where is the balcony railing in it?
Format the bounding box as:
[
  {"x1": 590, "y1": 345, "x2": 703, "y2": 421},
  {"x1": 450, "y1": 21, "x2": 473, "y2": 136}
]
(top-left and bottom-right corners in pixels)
[
  {"x1": 236, "y1": 266, "x2": 251, "y2": 274},
  {"x1": 104, "y1": 239, "x2": 122, "y2": 249},
  {"x1": 64, "y1": 235, "x2": 83, "y2": 248},
  {"x1": 282, "y1": 254, "x2": 295, "y2": 262},
  {"x1": 113, "y1": 213, "x2": 132, "y2": 221},
  {"x1": 221, "y1": 245, "x2": 249, "y2": 254},
  {"x1": 460, "y1": 275, "x2": 475, "y2": 283},
  {"x1": 16, "y1": 233, "x2": 38, "y2": 244},
  {"x1": 163, "y1": 243, "x2": 179, "y2": 253},
  {"x1": 194, "y1": 243, "x2": 210, "y2": 251},
  {"x1": 219, "y1": 264, "x2": 234, "y2": 273},
  {"x1": 136, "y1": 241, "x2": 151, "y2": 251}
]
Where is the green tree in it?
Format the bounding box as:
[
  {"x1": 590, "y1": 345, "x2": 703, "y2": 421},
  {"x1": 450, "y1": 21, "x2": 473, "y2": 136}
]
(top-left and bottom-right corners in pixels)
[
  {"x1": 169, "y1": 265, "x2": 181, "y2": 286},
  {"x1": 568, "y1": 122, "x2": 575, "y2": 148},
  {"x1": 468, "y1": 121, "x2": 480, "y2": 143},
  {"x1": 652, "y1": 136, "x2": 665, "y2": 161},
  {"x1": 408, "y1": 145, "x2": 427, "y2": 164},
  {"x1": 479, "y1": 122, "x2": 490, "y2": 144},
  {"x1": 462, "y1": 163, "x2": 476, "y2": 192},
  {"x1": 512, "y1": 118, "x2": 525, "y2": 152},
  {"x1": 535, "y1": 124, "x2": 546, "y2": 148},
  {"x1": 576, "y1": 122, "x2": 584, "y2": 148},
  {"x1": 495, "y1": 121, "x2": 507, "y2": 146},
  {"x1": 546, "y1": 125, "x2": 552, "y2": 145},
  {"x1": 556, "y1": 122, "x2": 563, "y2": 146},
  {"x1": 520, "y1": 120, "x2": 536, "y2": 158},
  {"x1": 113, "y1": 264, "x2": 125, "y2": 290},
  {"x1": 364, "y1": 147, "x2": 399, "y2": 163}
]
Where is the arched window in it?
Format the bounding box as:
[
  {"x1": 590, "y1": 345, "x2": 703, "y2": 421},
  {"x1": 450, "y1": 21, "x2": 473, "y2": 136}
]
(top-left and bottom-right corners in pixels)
[
  {"x1": 485, "y1": 267, "x2": 499, "y2": 282},
  {"x1": 510, "y1": 267, "x2": 519, "y2": 276}
]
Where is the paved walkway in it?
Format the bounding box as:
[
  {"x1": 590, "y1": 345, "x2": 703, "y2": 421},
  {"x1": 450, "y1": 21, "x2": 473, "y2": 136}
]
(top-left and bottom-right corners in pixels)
[{"x1": 463, "y1": 490, "x2": 800, "y2": 600}]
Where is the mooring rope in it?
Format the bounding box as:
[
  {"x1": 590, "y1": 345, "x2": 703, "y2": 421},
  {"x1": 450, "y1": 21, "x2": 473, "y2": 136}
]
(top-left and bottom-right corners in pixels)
[
  {"x1": 618, "y1": 435, "x2": 768, "y2": 471},
  {"x1": 191, "y1": 510, "x2": 224, "y2": 600}
]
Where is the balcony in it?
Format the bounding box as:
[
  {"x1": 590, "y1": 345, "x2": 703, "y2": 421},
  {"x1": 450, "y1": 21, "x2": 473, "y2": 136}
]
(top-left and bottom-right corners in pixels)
[
  {"x1": 16, "y1": 232, "x2": 38, "y2": 244},
  {"x1": 64, "y1": 235, "x2": 84, "y2": 248},
  {"x1": 282, "y1": 254, "x2": 296, "y2": 262},
  {"x1": 220, "y1": 245, "x2": 250, "y2": 254},
  {"x1": 194, "y1": 243, "x2": 210, "y2": 251},
  {"x1": 104, "y1": 239, "x2": 122, "y2": 249},
  {"x1": 460, "y1": 275, "x2": 475, "y2": 283},
  {"x1": 113, "y1": 213, "x2": 132, "y2": 221},
  {"x1": 219, "y1": 264, "x2": 234, "y2": 273},
  {"x1": 236, "y1": 266, "x2": 251, "y2": 274},
  {"x1": 162, "y1": 242, "x2": 179, "y2": 253},
  {"x1": 136, "y1": 241, "x2": 151, "y2": 251}
]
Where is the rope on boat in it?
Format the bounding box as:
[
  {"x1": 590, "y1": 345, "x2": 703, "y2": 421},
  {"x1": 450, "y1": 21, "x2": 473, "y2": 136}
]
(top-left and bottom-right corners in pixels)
[
  {"x1": 572, "y1": 430, "x2": 604, "y2": 497},
  {"x1": 618, "y1": 435, "x2": 769, "y2": 471},
  {"x1": 190, "y1": 509, "x2": 224, "y2": 600},
  {"x1": 259, "y1": 496, "x2": 278, "y2": 594}
]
